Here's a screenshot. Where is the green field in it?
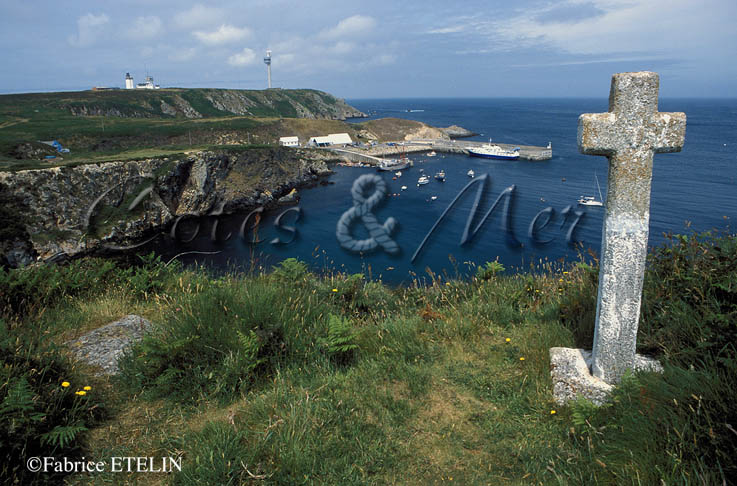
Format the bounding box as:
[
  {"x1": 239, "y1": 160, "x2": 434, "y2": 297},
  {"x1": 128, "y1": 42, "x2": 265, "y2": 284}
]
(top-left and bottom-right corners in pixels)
[
  {"x1": 2, "y1": 232, "x2": 735, "y2": 485},
  {"x1": 0, "y1": 88, "x2": 364, "y2": 171}
]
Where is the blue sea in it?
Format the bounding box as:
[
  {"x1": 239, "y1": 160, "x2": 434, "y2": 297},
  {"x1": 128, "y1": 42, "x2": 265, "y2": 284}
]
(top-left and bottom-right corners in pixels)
[{"x1": 149, "y1": 98, "x2": 737, "y2": 284}]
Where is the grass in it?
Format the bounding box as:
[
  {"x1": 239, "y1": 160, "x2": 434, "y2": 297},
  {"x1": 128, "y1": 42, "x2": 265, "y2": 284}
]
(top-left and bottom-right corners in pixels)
[
  {"x1": 1, "y1": 233, "x2": 735, "y2": 485},
  {"x1": 0, "y1": 88, "x2": 365, "y2": 171}
]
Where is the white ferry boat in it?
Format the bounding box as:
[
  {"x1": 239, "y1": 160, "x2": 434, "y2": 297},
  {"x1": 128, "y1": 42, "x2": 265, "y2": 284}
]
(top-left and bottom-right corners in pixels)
[{"x1": 468, "y1": 143, "x2": 520, "y2": 160}]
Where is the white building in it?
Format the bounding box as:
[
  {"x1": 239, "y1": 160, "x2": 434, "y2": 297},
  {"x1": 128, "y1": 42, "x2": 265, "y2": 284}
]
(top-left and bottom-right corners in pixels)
[
  {"x1": 308, "y1": 133, "x2": 353, "y2": 147},
  {"x1": 135, "y1": 75, "x2": 160, "y2": 90},
  {"x1": 125, "y1": 73, "x2": 134, "y2": 89},
  {"x1": 279, "y1": 136, "x2": 299, "y2": 147}
]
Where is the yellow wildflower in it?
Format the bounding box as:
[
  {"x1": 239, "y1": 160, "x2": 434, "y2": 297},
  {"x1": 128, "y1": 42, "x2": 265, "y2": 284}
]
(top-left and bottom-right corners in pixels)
[
  {"x1": 83, "y1": 386, "x2": 92, "y2": 391},
  {"x1": 61, "y1": 381, "x2": 70, "y2": 388},
  {"x1": 550, "y1": 410, "x2": 557, "y2": 415},
  {"x1": 519, "y1": 357, "x2": 525, "y2": 361},
  {"x1": 75, "y1": 390, "x2": 87, "y2": 396},
  {"x1": 505, "y1": 337, "x2": 511, "y2": 343},
  {"x1": 332, "y1": 288, "x2": 338, "y2": 292}
]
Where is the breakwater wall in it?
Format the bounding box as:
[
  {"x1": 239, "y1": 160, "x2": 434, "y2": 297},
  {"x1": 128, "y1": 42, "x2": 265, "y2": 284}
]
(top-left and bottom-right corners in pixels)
[{"x1": 326, "y1": 139, "x2": 552, "y2": 162}]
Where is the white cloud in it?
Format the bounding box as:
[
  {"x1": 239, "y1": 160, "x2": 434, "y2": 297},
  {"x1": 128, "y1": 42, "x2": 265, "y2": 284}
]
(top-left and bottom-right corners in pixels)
[
  {"x1": 253, "y1": 16, "x2": 395, "y2": 78},
  {"x1": 174, "y1": 4, "x2": 224, "y2": 29},
  {"x1": 68, "y1": 13, "x2": 109, "y2": 47},
  {"x1": 460, "y1": 0, "x2": 735, "y2": 60},
  {"x1": 194, "y1": 24, "x2": 251, "y2": 45},
  {"x1": 170, "y1": 47, "x2": 198, "y2": 62},
  {"x1": 329, "y1": 41, "x2": 355, "y2": 55},
  {"x1": 370, "y1": 53, "x2": 397, "y2": 66},
  {"x1": 319, "y1": 15, "x2": 376, "y2": 39},
  {"x1": 272, "y1": 53, "x2": 296, "y2": 68},
  {"x1": 126, "y1": 16, "x2": 162, "y2": 40},
  {"x1": 427, "y1": 25, "x2": 466, "y2": 35},
  {"x1": 228, "y1": 48, "x2": 257, "y2": 67},
  {"x1": 509, "y1": 56, "x2": 668, "y2": 68}
]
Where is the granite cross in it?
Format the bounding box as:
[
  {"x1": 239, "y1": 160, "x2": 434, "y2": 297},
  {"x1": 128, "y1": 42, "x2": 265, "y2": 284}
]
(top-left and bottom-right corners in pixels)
[{"x1": 578, "y1": 71, "x2": 686, "y2": 384}]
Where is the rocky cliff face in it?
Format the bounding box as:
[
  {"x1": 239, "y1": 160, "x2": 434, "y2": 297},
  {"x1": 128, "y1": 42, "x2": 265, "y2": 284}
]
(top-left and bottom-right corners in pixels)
[
  {"x1": 0, "y1": 148, "x2": 332, "y2": 266},
  {"x1": 57, "y1": 88, "x2": 366, "y2": 120}
]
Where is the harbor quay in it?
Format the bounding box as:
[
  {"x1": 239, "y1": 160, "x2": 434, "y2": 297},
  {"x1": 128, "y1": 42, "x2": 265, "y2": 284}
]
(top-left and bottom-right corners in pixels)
[{"x1": 325, "y1": 138, "x2": 553, "y2": 163}]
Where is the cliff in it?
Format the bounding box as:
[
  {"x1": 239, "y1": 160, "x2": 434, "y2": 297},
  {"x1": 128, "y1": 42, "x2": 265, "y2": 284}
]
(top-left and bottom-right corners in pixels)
[
  {"x1": 0, "y1": 148, "x2": 335, "y2": 266},
  {"x1": 0, "y1": 88, "x2": 366, "y2": 121}
]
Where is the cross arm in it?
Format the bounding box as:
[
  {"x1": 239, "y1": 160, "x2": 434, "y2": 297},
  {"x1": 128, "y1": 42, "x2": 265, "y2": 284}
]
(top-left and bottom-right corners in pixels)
[
  {"x1": 578, "y1": 112, "x2": 617, "y2": 156},
  {"x1": 651, "y1": 112, "x2": 686, "y2": 153}
]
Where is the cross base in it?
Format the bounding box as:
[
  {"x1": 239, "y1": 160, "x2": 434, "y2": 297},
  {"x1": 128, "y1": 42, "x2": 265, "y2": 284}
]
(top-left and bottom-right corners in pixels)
[{"x1": 549, "y1": 347, "x2": 663, "y2": 406}]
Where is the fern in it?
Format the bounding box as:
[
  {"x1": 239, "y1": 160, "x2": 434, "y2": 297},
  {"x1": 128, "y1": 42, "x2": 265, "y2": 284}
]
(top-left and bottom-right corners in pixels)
[
  {"x1": 235, "y1": 329, "x2": 265, "y2": 373},
  {"x1": 40, "y1": 423, "x2": 88, "y2": 449},
  {"x1": 1, "y1": 377, "x2": 46, "y2": 434},
  {"x1": 322, "y1": 315, "x2": 359, "y2": 365},
  {"x1": 570, "y1": 397, "x2": 601, "y2": 427},
  {"x1": 0, "y1": 377, "x2": 37, "y2": 415}
]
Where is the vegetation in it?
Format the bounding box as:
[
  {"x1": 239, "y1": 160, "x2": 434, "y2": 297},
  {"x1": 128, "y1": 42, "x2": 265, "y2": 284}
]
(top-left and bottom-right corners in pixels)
[
  {"x1": 0, "y1": 88, "x2": 365, "y2": 171},
  {"x1": 1, "y1": 233, "x2": 735, "y2": 485}
]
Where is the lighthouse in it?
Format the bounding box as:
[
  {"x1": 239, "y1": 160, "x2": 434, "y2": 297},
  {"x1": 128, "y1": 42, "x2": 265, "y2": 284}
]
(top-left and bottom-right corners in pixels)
[
  {"x1": 263, "y1": 49, "x2": 272, "y2": 89},
  {"x1": 125, "y1": 73, "x2": 134, "y2": 90}
]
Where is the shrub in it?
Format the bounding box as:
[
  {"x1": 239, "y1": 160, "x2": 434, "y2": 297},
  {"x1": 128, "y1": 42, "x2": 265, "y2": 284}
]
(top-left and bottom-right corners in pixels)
[
  {"x1": 0, "y1": 321, "x2": 106, "y2": 485},
  {"x1": 475, "y1": 259, "x2": 505, "y2": 281},
  {"x1": 120, "y1": 252, "x2": 179, "y2": 298},
  {"x1": 0, "y1": 259, "x2": 119, "y2": 319},
  {"x1": 118, "y1": 277, "x2": 326, "y2": 402},
  {"x1": 272, "y1": 257, "x2": 309, "y2": 284},
  {"x1": 639, "y1": 232, "x2": 737, "y2": 368}
]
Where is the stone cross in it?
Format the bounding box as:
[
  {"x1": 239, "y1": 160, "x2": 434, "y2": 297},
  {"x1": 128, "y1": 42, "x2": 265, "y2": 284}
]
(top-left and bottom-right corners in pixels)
[{"x1": 578, "y1": 71, "x2": 686, "y2": 383}]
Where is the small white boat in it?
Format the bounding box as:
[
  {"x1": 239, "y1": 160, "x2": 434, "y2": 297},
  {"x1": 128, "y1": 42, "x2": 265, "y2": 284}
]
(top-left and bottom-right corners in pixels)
[
  {"x1": 427, "y1": 151, "x2": 437, "y2": 157},
  {"x1": 578, "y1": 196, "x2": 603, "y2": 206},
  {"x1": 395, "y1": 171, "x2": 402, "y2": 177},
  {"x1": 430, "y1": 196, "x2": 438, "y2": 201},
  {"x1": 378, "y1": 158, "x2": 412, "y2": 171},
  {"x1": 434, "y1": 170, "x2": 445, "y2": 181},
  {"x1": 417, "y1": 175, "x2": 430, "y2": 186},
  {"x1": 401, "y1": 185, "x2": 407, "y2": 190},
  {"x1": 578, "y1": 173, "x2": 605, "y2": 206},
  {"x1": 467, "y1": 169, "x2": 475, "y2": 178}
]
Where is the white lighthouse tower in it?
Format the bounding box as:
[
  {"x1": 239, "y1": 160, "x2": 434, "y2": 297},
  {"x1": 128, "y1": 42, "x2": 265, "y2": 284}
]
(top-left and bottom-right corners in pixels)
[
  {"x1": 125, "y1": 73, "x2": 134, "y2": 90},
  {"x1": 263, "y1": 49, "x2": 272, "y2": 89}
]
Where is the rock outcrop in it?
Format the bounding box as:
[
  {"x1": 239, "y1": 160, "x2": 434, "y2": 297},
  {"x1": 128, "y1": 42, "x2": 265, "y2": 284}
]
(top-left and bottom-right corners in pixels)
[
  {"x1": 441, "y1": 125, "x2": 478, "y2": 138},
  {"x1": 358, "y1": 118, "x2": 452, "y2": 142},
  {"x1": 0, "y1": 148, "x2": 331, "y2": 265}
]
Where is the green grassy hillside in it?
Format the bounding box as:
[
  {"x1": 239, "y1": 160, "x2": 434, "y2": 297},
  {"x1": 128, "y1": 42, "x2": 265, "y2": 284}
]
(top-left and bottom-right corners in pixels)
[
  {"x1": 1, "y1": 232, "x2": 735, "y2": 485},
  {"x1": 0, "y1": 88, "x2": 366, "y2": 170}
]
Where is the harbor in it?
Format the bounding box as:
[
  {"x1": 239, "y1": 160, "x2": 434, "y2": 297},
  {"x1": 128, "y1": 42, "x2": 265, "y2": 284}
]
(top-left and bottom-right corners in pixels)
[{"x1": 326, "y1": 138, "x2": 553, "y2": 163}]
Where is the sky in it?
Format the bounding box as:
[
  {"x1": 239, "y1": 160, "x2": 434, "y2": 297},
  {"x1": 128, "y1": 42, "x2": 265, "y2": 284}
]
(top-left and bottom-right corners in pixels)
[{"x1": 1, "y1": 0, "x2": 735, "y2": 98}]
